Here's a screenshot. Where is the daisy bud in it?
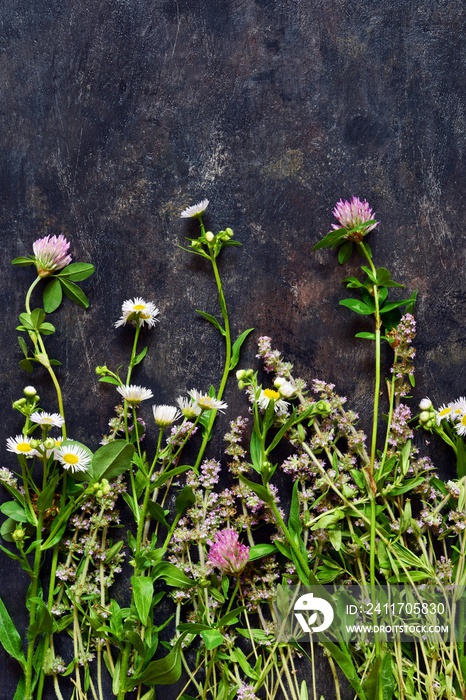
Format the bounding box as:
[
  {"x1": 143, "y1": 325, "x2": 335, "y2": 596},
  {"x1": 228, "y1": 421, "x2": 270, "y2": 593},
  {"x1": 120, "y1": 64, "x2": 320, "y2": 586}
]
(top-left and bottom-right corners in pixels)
[
  {"x1": 419, "y1": 397, "x2": 433, "y2": 410},
  {"x1": 23, "y1": 386, "x2": 38, "y2": 397},
  {"x1": 205, "y1": 231, "x2": 215, "y2": 243}
]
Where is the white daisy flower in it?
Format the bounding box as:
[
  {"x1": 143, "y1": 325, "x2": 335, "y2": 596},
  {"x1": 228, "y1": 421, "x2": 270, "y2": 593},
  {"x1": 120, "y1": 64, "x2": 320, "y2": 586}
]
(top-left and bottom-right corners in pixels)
[
  {"x1": 30, "y1": 411, "x2": 65, "y2": 428},
  {"x1": 56, "y1": 444, "x2": 91, "y2": 473},
  {"x1": 115, "y1": 297, "x2": 160, "y2": 329},
  {"x1": 180, "y1": 199, "x2": 209, "y2": 218},
  {"x1": 450, "y1": 397, "x2": 466, "y2": 420},
  {"x1": 188, "y1": 389, "x2": 227, "y2": 413},
  {"x1": 257, "y1": 388, "x2": 289, "y2": 416},
  {"x1": 436, "y1": 403, "x2": 453, "y2": 425},
  {"x1": 177, "y1": 395, "x2": 202, "y2": 419},
  {"x1": 117, "y1": 384, "x2": 154, "y2": 405},
  {"x1": 152, "y1": 404, "x2": 181, "y2": 427},
  {"x1": 455, "y1": 414, "x2": 466, "y2": 437},
  {"x1": 6, "y1": 435, "x2": 36, "y2": 458}
]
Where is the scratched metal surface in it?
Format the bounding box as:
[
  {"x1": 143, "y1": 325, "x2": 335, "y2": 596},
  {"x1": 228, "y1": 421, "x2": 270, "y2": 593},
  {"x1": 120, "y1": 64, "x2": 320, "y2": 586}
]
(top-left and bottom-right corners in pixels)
[{"x1": 0, "y1": 1, "x2": 465, "y2": 697}]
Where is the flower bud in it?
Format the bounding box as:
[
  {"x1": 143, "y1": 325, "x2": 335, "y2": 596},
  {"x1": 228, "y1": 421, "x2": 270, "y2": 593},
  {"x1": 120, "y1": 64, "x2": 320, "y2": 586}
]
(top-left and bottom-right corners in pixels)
[
  {"x1": 419, "y1": 397, "x2": 433, "y2": 410},
  {"x1": 315, "y1": 400, "x2": 331, "y2": 415},
  {"x1": 30, "y1": 439, "x2": 41, "y2": 450},
  {"x1": 23, "y1": 386, "x2": 37, "y2": 397},
  {"x1": 12, "y1": 527, "x2": 26, "y2": 543},
  {"x1": 419, "y1": 411, "x2": 431, "y2": 425},
  {"x1": 205, "y1": 231, "x2": 215, "y2": 243},
  {"x1": 44, "y1": 437, "x2": 56, "y2": 450},
  {"x1": 12, "y1": 398, "x2": 27, "y2": 409}
]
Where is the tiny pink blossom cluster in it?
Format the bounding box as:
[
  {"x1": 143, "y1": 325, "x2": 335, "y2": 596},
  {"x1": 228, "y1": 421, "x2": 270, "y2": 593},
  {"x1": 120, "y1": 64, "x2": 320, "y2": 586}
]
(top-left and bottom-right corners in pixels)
[
  {"x1": 207, "y1": 528, "x2": 250, "y2": 575},
  {"x1": 332, "y1": 196, "x2": 378, "y2": 233},
  {"x1": 32, "y1": 234, "x2": 72, "y2": 277}
]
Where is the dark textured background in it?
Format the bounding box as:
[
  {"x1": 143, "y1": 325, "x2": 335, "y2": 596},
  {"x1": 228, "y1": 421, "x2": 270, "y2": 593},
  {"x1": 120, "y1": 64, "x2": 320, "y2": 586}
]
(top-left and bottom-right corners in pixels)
[{"x1": 1, "y1": 0, "x2": 465, "y2": 697}]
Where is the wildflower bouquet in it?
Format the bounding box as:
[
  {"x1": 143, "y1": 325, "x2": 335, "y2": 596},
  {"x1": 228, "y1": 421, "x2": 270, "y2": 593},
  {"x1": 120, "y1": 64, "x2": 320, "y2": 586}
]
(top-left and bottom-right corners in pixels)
[{"x1": 0, "y1": 196, "x2": 464, "y2": 700}]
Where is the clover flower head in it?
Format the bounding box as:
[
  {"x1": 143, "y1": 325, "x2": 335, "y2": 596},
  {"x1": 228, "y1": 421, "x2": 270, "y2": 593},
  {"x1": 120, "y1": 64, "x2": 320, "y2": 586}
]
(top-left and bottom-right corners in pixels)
[
  {"x1": 32, "y1": 234, "x2": 72, "y2": 277},
  {"x1": 30, "y1": 411, "x2": 65, "y2": 428},
  {"x1": 115, "y1": 297, "x2": 159, "y2": 329},
  {"x1": 56, "y1": 444, "x2": 91, "y2": 473},
  {"x1": 188, "y1": 389, "x2": 227, "y2": 413},
  {"x1": 180, "y1": 199, "x2": 209, "y2": 218},
  {"x1": 208, "y1": 528, "x2": 250, "y2": 575},
  {"x1": 6, "y1": 435, "x2": 36, "y2": 458},
  {"x1": 152, "y1": 404, "x2": 181, "y2": 427},
  {"x1": 332, "y1": 197, "x2": 378, "y2": 236},
  {"x1": 117, "y1": 384, "x2": 154, "y2": 405},
  {"x1": 257, "y1": 388, "x2": 289, "y2": 416}
]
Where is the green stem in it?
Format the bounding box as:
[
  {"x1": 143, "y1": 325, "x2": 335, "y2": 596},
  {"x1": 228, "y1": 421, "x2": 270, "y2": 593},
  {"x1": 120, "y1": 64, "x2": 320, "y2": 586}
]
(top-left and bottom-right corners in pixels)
[
  {"x1": 25, "y1": 276, "x2": 67, "y2": 434},
  {"x1": 193, "y1": 252, "x2": 232, "y2": 472},
  {"x1": 24, "y1": 512, "x2": 45, "y2": 700}
]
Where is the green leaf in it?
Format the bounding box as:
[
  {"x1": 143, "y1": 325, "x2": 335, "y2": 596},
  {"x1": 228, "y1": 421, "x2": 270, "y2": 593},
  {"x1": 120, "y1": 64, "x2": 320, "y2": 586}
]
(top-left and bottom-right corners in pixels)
[
  {"x1": 229, "y1": 328, "x2": 254, "y2": 371},
  {"x1": 27, "y1": 597, "x2": 55, "y2": 639},
  {"x1": 90, "y1": 440, "x2": 134, "y2": 482},
  {"x1": 131, "y1": 576, "x2": 153, "y2": 626},
  {"x1": 288, "y1": 480, "x2": 302, "y2": 536},
  {"x1": 230, "y1": 647, "x2": 259, "y2": 679},
  {"x1": 38, "y1": 322, "x2": 55, "y2": 335},
  {"x1": 0, "y1": 501, "x2": 34, "y2": 524},
  {"x1": 43, "y1": 278, "x2": 63, "y2": 313},
  {"x1": 238, "y1": 475, "x2": 273, "y2": 504},
  {"x1": 0, "y1": 597, "x2": 26, "y2": 669},
  {"x1": 152, "y1": 464, "x2": 191, "y2": 488},
  {"x1": 60, "y1": 278, "x2": 90, "y2": 309},
  {"x1": 195, "y1": 310, "x2": 225, "y2": 336},
  {"x1": 56, "y1": 262, "x2": 95, "y2": 281},
  {"x1": 98, "y1": 376, "x2": 121, "y2": 385},
  {"x1": 130, "y1": 641, "x2": 182, "y2": 686},
  {"x1": 175, "y1": 485, "x2": 195, "y2": 515},
  {"x1": 319, "y1": 641, "x2": 366, "y2": 699},
  {"x1": 248, "y1": 543, "x2": 277, "y2": 561},
  {"x1": 355, "y1": 332, "x2": 376, "y2": 340},
  {"x1": 375, "y1": 267, "x2": 404, "y2": 288},
  {"x1": 152, "y1": 562, "x2": 194, "y2": 589},
  {"x1": 457, "y1": 436, "x2": 466, "y2": 478},
  {"x1": 309, "y1": 508, "x2": 345, "y2": 530},
  {"x1": 19, "y1": 359, "x2": 34, "y2": 373},
  {"x1": 201, "y1": 628, "x2": 224, "y2": 650},
  {"x1": 12, "y1": 256, "x2": 34, "y2": 266},
  {"x1": 132, "y1": 346, "x2": 148, "y2": 367},
  {"x1": 337, "y1": 241, "x2": 353, "y2": 264},
  {"x1": 339, "y1": 298, "x2": 374, "y2": 315},
  {"x1": 146, "y1": 502, "x2": 169, "y2": 527},
  {"x1": 313, "y1": 228, "x2": 348, "y2": 251},
  {"x1": 13, "y1": 675, "x2": 26, "y2": 700},
  {"x1": 343, "y1": 275, "x2": 365, "y2": 289},
  {"x1": 1, "y1": 517, "x2": 19, "y2": 542}
]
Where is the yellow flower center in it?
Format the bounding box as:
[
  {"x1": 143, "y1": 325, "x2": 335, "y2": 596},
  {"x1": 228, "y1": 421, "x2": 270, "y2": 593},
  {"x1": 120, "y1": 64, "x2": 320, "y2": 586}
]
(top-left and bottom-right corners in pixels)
[
  {"x1": 439, "y1": 407, "x2": 451, "y2": 417},
  {"x1": 264, "y1": 389, "x2": 281, "y2": 401},
  {"x1": 461, "y1": 415, "x2": 466, "y2": 427},
  {"x1": 133, "y1": 304, "x2": 146, "y2": 311},
  {"x1": 63, "y1": 453, "x2": 79, "y2": 465},
  {"x1": 17, "y1": 442, "x2": 32, "y2": 453}
]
